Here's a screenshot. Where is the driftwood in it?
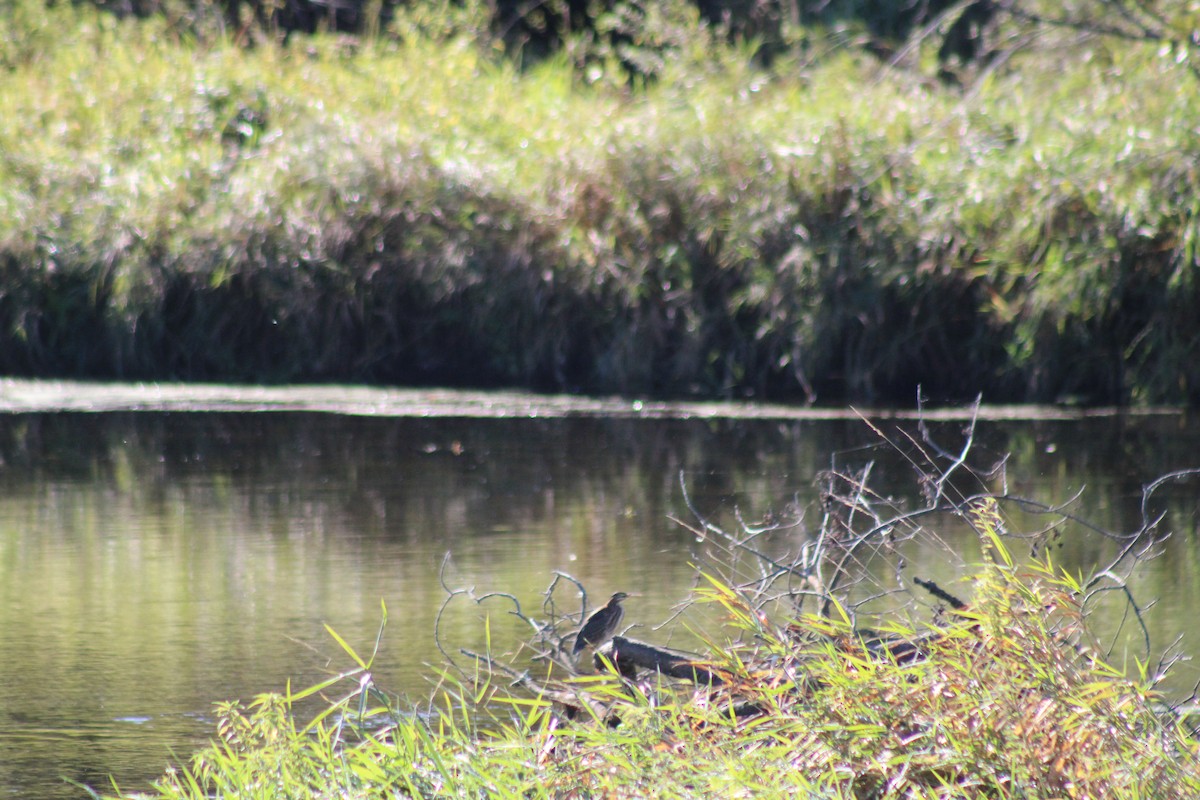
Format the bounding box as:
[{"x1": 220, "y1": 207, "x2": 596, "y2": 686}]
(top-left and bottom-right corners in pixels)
[
  {"x1": 912, "y1": 576, "x2": 968, "y2": 610},
  {"x1": 601, "y1": 636, "x2": 726, "y2": 687},
  {"x1": 596, "y1": 576, "x2": 969, "y2": 685},
  {"x1": 854, "y1": 576, "x2": 972, "y2": 664}
]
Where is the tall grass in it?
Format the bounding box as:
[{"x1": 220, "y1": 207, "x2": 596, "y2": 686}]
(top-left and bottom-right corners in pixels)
[
  {"x1": 122, "y1": 536, "x2": 1200, "y2": 799},
  {"x1": 1, "y1": 1, "x2": 1198, "y2": 402},
  {"x1": 91, "y1": 423, "x2": 1200, "y2": 798}
]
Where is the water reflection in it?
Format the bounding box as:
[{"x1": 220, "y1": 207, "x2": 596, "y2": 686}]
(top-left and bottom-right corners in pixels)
[{"x1": 0, "y1": 411, "x2": 1197, "y2": 798}]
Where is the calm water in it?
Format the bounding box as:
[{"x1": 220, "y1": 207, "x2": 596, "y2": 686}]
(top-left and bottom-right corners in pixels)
[{"x1": 1, "y1": 408, "x2": 1199, "y2": 797}]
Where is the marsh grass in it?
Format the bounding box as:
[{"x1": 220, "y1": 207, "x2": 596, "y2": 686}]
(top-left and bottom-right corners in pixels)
[
  {"x1": 106, "y1": 420, "x2": 1200, "y2": 798},
  {"x1": 125, "y1": 536, "x2": 1200, "y2": 799},
  {"x1": 2, "y1": 2, "x2": 1199, "y2": 402}
]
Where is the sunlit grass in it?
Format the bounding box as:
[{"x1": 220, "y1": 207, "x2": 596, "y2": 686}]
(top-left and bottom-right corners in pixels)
[
  {"x1": 1, "y1": 2, "x2": 1198, "y2": 401},
  {"x1": 117, "y1": 528, "x2": 1200, "y2": 800}
]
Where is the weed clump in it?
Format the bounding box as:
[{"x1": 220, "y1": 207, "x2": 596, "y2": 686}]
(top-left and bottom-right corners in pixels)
[
  {"x1": 2, "y1": 4, "x2": 1200, "y2": 403},
  {"x1": 135, "y1": 424, "x2": 1200, "y2": 799},
  {"x1": 137, "y1": 543, "x2": 1199, "y2": 799}
]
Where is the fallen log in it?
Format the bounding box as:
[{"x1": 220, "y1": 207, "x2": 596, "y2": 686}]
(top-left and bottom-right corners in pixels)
[{"x1": 603, "y1": 636, "x2": 726, "y2": 686}]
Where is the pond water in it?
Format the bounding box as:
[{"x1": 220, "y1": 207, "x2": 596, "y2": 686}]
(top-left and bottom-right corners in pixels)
[{"x1": 0, "y1": 388, "x2": 1198, "y2": 798}]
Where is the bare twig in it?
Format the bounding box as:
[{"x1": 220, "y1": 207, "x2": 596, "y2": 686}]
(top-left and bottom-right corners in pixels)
[{"x1": 433, "y1": 405, "x2": 1197, "y2": 725}]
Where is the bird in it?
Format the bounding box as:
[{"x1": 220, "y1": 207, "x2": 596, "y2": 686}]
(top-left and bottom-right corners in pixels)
[{"x1": 572, "y1": 592, "x2": 629, "y2": 655}]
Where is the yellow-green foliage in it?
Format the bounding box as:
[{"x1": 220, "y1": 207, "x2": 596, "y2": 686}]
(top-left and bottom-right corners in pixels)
[
  {"x1": 1, "y1": 2, "x2": 1199, "y2": 401},
  {"x1": 135, "y1": 546, "x2": 1200, "y2": 800},
  {"x1": 773, "y1": 565, "x2": 1194, "y2": 796}
]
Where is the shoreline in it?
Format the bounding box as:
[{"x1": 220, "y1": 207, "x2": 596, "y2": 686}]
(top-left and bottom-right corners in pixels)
[{"x1": 0, "y1": 378, "x2": 1183, "y2": 421}]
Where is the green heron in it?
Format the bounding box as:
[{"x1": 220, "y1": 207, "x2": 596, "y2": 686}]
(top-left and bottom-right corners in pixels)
[{"x1": 572, "y1": 592, "x2": 629, "y2": 654}]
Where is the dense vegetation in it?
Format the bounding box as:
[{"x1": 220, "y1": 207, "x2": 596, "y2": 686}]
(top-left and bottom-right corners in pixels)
[
  {"x1": 128, "y1": 558, "x2": 1200, "y2": 799},
  {"x1": 109, "y1": 440, "x2": 1200, "y2": 799},
  {"x1": 1, "y1": 0, "x2": 1198, "y2": 403}
]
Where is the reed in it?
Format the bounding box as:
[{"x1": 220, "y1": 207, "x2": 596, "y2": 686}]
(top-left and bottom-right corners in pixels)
[
  {"x1": 2, "y1": 2, "x2": 1198, "y2": 403},
  {"x1": 119, "y1": 542, "x2": 1200, "y2": 799},
  {"x1": 99, "y1": 426, "x2": 1200, "y2": 798}
]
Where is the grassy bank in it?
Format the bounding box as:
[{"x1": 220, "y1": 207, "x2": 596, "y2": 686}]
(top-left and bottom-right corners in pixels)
[
  {"x1": 2, "y1": 2, "x2": 1198, "y2": 403},
  {"x1": 111, "y1": 524, "x2": 1200, "y2": 798}
]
